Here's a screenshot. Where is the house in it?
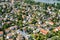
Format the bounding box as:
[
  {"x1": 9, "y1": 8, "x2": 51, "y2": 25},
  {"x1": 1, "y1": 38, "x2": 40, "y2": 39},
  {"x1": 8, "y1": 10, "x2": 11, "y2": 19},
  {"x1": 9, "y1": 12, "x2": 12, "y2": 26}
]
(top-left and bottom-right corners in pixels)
[
  {"x1": 0, "y1": 31, "x2": 3, "y2": 40},
  {"x1": 24, "y1": 35, "x2": 30, "y2": 40},
  {"x1": 6, "y1": 21, "x2": 11, "y2": 24},
  {"x1": 22, "y1": 27, "x2": 27, "y2": 32},
  {"x1": 23, "y1": 20, "x2": 26, "y2": 24},
  {"x1": 33, "y1": 28, "x2": 40, "y2": 33},
  {"x1": 0, "y1": 18, "x2": 3, "y2": 21},
  {"x1": 28, "y1": 24, "x2": 36, "y2": 30},
  {"x1": 16, "y1": 29, "x2": 30, "y2": 40},
  {"x1": 0, "y1": 31, "x2": 3, "y2": 37},
  {"x1": 42, "y1": 23, "x2": 47, "y2": 27},
  {"x1": 16, "y1": 34, "x2": 23, "y2": 40},
  {"x1": 17, "y1": 9, "x2": 20, "y2": 13},
  {"x1": 9, "y1": 25, "x2": 18, "y2": 30},
  {"x1": 6, "y1": 33, "x2": 13, "y2": 39},
  {"x1": 45, "y1": 21, "x2": 54, "y2": 25},
  {"x1": 10, "y1": 0, "x2": 14, "y2": 4},
  {"x1": 22, "y1": 15, "x2": 26, "y2": 20},
  {"x1": 53, "y1": 26, "x2": 60, "y2": 32},
  {"x1": 22, "y1": 10, "x2": 25, "y2": 13},
  {"x1": 8, "y1": 39, "x2": 13, "y2": 40},
  {"x1": 5, "y1": 28, "x2": 10, "y2": 34},
  {"x1": 9, "y1": 26, "x2": 15, "y2": 30},
  {"x1": 16, "y1": 29, "x2": 21, "y2": 34},
  {"x1": 13, "y1": 25, "x2": 18, "y2": 29},
  {"x1": 3, "y1": 18, "x2": 7, "y2": 21},
  {"x1": 40, "y1": 28, "x2": 48, "y2": 35},
  {"x1": 10, "y1": 17, "x2": 14, "y2": 21}
]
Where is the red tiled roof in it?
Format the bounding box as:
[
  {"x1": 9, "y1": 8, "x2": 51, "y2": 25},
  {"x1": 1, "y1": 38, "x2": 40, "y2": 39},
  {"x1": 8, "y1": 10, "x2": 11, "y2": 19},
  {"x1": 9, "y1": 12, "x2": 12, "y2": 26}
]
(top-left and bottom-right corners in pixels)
[
  {"x1": 53, "y1": 28, "x2": 58, "y2": 32},
  {"x1": 48, "y1": 21, "x2": 54, "y2": 25},
  {"x1": 57, "y1": 26, "x2": 60, "y2": 30},
  {"x1": 53, "y1": 26, "x2": 60, "y2": 32},
  {"x1": 0, "y1": 31, "x2": 3, "y2": 34},
  {"x1": 47, "y1": 21, "x2": 54, "y2": 25},
  {"x1": 40, "y1": 28, "x2": 48, "y2": 35}
]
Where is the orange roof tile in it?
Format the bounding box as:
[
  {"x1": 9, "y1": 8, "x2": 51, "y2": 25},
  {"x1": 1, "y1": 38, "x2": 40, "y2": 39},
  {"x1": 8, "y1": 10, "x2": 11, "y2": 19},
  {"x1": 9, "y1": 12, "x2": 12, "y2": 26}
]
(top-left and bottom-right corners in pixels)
[
  {"x1": 0, "y1": 31, "x2": 3, "y2": 34},
  {"x1": 49, "y1": 22, "x2": 54, "y2": 25},
  {"x1": 40, "y1": 28, "x2": 48, "y2": 35},
  {"x1": 57, "y1": 26, "x2": 60, "y2": 30},
  {"x1": 46, "y1": 21, "x2": 54, "y2": 25},
  {"x1": 53, "y1": 26, "x2": 60, "y2": 32}
]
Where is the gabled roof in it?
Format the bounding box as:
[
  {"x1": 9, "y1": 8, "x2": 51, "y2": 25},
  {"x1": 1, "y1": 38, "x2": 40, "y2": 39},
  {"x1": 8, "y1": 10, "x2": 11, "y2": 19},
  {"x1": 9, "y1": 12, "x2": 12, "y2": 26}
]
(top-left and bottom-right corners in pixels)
[
  {"x1": 57, "y1": 26, "x2": 60, "y2": 30},
  {"x1": 9, "y1": 39, "x2": 13, "y2": 40},
  {"x1": 53, "y1": 26, "x2": 60, "y2": 32},
  {"x1": 6, "y1": 33, "x2": 13, "y2": 39},
  {"x1": 45, "y1": 21, "x2": 54, "y2": 25},
  {"x1": 40, "y1": 28, "x2": 48, "y2": 35},
  {"x1": 9, "y1": 25, "x2": 18, "y2": 30},
  {"x1": 0, "y1": 31, "x2": 3, "y2": 34},
  {"x1": 48, "y1": 21, "x2": 54, "y2": 25},
  {"x1": 7, "y1": 33, "x2": 12, "y2": 37},
  {"x1": 6, "y1": 21, "x2": 11, "y2": 24},
  {"x1": 5, "y1": 28, "x2": 10, "y2": 33}
]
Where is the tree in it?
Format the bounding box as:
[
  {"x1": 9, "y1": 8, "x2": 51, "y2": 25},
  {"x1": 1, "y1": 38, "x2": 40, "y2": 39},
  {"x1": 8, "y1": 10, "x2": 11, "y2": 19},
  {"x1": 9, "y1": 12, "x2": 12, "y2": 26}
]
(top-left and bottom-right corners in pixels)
[
  {"x1": 29, "y1": 36, "x2": 34, "y2": 40},
  {"x1": 31, "y1": 19, "x2": 37, "y2": 24},
  {"x1": 26, "y1": 28, "x2": 33, "y2": 34},
  {"x1": 17, "y1": 20, "x2": 23, "y2": 28}
]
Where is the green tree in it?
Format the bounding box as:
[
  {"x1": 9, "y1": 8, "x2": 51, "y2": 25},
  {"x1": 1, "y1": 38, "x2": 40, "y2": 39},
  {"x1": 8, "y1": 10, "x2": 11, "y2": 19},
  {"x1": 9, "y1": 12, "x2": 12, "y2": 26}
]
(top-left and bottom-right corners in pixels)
[{"x1": 17, "y1": 20, "x2": 23, "y2": 28}]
